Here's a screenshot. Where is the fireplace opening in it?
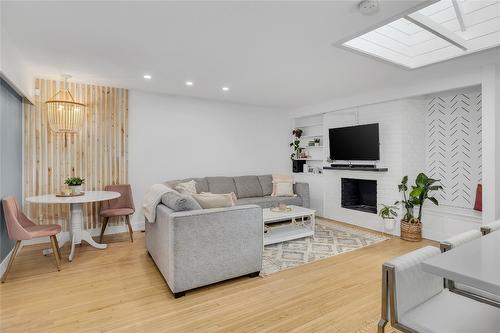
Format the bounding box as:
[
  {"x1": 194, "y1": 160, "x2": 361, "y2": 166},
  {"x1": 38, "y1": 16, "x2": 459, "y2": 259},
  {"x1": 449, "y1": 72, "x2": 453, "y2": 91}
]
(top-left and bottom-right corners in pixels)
[{"x1": 341, "y1": 178, "x2": 377, "y2": 214}]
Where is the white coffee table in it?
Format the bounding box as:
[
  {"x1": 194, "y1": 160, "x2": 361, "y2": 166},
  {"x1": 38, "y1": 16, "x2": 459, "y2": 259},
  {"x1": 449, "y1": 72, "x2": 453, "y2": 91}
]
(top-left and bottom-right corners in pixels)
[{"x1": 262, "y1": 205, "x2": 315, "y2": 245}]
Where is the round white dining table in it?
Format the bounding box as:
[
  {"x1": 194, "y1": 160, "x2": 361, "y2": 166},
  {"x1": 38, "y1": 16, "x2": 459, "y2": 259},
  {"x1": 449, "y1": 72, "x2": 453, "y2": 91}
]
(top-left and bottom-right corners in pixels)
[{"x1": 26, "y1": 191, "x2": 120, "y2": 262}]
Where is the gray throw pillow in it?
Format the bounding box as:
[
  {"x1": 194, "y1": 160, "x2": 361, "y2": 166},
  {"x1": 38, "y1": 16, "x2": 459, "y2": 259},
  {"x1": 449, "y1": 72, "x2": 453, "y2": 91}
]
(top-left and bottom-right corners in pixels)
[{"x1": 161, "y1": 191, "x2": 202, "y2": 211}]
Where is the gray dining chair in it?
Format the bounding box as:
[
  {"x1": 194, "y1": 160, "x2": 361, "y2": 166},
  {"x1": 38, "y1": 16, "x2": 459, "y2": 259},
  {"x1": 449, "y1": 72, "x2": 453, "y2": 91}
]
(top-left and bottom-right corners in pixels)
[
  {"x1": 440, "y1": 230, "x2": 500, "y2": 307},
  {"x1": 378, "y1": 246, "x2": 500, "y2": 333}
]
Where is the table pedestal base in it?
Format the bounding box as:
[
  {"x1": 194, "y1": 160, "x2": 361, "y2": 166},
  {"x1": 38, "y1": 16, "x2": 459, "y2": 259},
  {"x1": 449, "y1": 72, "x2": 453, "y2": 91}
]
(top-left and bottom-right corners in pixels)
[{"x1": 43, "y1": 203, "x2": 107, "y2": 261}]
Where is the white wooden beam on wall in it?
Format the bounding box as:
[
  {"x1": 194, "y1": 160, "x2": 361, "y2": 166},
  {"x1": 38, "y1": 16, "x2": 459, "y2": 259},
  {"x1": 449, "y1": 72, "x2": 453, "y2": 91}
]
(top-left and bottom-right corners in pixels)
[
  {"x1": 405, "y1": 12, "x2": 469, "y2": 51},
  {"x1": 452, "y1": 0, "x2": 467, "y2": 32}
]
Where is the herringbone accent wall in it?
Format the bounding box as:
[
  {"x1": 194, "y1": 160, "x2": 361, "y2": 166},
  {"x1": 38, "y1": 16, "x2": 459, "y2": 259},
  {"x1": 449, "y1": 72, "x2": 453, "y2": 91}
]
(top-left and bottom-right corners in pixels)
[{"x1": 426, "y1": 91, "x2": 482, "y2": 209}]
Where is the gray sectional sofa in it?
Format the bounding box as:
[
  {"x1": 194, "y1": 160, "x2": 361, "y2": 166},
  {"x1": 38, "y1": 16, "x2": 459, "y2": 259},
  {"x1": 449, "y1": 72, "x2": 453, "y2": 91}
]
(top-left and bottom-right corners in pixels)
[{"x1": 145, "y1": 175, "x2": 310, "y2": 298}]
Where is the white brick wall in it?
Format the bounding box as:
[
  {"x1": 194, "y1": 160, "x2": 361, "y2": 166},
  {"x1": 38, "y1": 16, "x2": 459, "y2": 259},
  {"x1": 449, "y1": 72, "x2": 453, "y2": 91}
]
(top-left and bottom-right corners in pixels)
[{"x1": 322, "y1": 99, "x2": 425, "y2": 235}]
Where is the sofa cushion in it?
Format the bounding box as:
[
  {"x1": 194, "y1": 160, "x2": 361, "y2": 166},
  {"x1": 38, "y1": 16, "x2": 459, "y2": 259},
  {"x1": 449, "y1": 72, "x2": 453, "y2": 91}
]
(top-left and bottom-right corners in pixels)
[
  {"x1": 258, "y1": 175, "x2": 273, "y2": 196},
  {"x1": 234, "y1": 176, "x2": 263, "y2": 198},
  {"x1": 236, "y1": 195, "x2": 302, "y2": 209},
  {"x1": 206, "y1": 177, "x2": 237, "y2": 194},
  {"x1": 161, "y1": 191, "x2": 202, "y2": 211},
  {"x1": 192, "y1": 193, "x2": 234, "y2": 209}
]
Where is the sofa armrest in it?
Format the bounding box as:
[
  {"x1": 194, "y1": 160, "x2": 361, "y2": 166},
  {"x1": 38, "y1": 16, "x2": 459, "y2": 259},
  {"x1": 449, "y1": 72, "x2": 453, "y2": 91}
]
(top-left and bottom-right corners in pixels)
[
  {"x1": 168, "y1": 205, "x2": 263, "y2": 292},
  {"x1": 294, "y1": 182, "x2": 310, "y2": 208}
]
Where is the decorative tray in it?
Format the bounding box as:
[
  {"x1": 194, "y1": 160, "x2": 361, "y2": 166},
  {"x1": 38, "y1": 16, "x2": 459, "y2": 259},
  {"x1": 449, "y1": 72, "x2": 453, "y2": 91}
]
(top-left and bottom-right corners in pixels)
[
  {"x1": 270, "y1": 206, "x2": 292, "y2": 213},
  {"x1": 55, "y1": 192, "x2": 85, "y2": 197}
]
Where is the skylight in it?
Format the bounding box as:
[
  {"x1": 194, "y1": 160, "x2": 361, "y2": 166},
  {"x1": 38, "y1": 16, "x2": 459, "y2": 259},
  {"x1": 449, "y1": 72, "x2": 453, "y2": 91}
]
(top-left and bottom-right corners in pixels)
[{"x1": 340, "y1": 0, "x2": 500, "y2": 69}]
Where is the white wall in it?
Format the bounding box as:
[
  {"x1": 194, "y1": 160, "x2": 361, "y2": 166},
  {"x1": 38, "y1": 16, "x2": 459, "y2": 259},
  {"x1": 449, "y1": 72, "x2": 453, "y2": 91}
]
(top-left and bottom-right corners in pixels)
[
  {"x1": 321, "y1": 99, "x2": 426, "y2": 235},
  {"x1": 481, "y1": 64, "x2": 500, "y2": 223},
  {"x1": 129, "y1": 91, "x2": 291, "y2": 222},
  {"x1": 0, "y1": 25, "x2": 33, "y2": 101}
]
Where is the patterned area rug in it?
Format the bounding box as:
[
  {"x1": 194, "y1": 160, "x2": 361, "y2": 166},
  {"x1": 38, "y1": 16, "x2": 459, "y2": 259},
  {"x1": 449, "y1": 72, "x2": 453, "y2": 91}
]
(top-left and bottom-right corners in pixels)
[{"x1": 261, "y1": 220, "x2": 388, "y2": 276}]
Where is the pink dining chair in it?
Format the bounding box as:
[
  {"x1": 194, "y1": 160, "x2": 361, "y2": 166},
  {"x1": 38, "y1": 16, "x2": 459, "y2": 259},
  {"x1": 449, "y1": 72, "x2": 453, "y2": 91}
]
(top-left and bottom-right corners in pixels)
[
  {"x1": 99, "y1": 184, "x2": 135, "y2": 243},
  {"x1": 1, "y1": 196, "x2": 62, "y2": 283}
]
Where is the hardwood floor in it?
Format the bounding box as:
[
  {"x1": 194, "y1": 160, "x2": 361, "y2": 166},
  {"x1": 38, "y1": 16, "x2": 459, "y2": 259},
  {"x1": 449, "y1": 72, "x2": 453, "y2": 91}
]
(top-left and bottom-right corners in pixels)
[{"x1": 0, "y1": 219, "x2": 435, "y2": 333}]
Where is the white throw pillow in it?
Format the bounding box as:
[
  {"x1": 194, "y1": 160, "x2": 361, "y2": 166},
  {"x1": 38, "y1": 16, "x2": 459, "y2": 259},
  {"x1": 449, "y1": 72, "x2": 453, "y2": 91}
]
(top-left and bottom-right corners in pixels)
[
  {"x1": 175, "y1": 180, "x2": 197, "y2": 195},
  {"x1": 192, "y1": 193, "x2": 235, "y2": 209},
  {"x1": 273, "y1": 182, "x2": 295, "y2": 197},
  {"x1": 271, "y1": 174, "x2": 296, "y2": 197}
]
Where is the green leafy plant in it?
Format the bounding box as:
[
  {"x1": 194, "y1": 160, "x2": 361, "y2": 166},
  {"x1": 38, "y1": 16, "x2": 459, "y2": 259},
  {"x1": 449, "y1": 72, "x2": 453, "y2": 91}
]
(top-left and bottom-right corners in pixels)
[
  {"x1": 395, "y1": 176, "x2": 416, "y2": 221},
  {"x1": 65, "y1": 177, "x2": 85, "y2": 186},
  {"x1": 410, "y1": 173, "x2": 442, "y2": 222},
  {"x1": 395, "y1": 173, "x2": 442, "y2": 223},
  {"x1": 379, "y1": 204, "x2": 398, "y2": 220},
  {"x1": 289, "y1": 128, "x2": 303, "y2": 160}
]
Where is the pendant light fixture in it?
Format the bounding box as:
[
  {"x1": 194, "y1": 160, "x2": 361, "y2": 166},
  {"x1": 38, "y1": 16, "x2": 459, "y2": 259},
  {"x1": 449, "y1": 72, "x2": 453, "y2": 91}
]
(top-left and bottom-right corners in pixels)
[{"x1": 45, "y1": 74, "x2": 85, "y2": 134}]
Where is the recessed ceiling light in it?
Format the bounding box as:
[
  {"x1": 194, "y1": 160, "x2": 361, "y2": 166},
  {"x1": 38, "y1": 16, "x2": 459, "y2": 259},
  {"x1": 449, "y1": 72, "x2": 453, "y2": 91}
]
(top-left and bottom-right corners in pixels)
[
  {"x1": 222, "y1": 86, "x2": 230, "y2": 92},
  {"x1": 143, "y1": 74, "x2": 152, "y2": 80},
  {"x1": 185, "y1": 81, "x2": 194, "y2": 86}
]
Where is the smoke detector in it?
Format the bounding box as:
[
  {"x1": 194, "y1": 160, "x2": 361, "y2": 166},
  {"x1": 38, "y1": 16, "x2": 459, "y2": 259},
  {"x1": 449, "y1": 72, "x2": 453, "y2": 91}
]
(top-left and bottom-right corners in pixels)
[{"x1": 358, "y1": 0, "x2": 379, "y2": 15}]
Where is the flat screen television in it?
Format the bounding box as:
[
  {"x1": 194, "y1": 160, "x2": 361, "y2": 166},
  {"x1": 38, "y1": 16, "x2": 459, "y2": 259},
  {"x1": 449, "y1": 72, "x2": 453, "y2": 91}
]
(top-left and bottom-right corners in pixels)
[{"x1": 329, "y1": 123, "x2": 379, "y2": 161}]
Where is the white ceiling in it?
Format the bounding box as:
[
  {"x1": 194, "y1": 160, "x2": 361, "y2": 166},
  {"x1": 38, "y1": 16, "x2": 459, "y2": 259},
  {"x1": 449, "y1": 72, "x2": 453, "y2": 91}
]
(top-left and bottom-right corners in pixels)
[{"x1": 1, "y1": 0, "x2": 499, "y2": 108}]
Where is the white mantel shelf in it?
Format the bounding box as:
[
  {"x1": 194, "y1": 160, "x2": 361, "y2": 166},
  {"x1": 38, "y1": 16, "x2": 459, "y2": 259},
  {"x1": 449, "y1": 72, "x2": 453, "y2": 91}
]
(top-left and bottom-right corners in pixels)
[{"x1": 323, "y1": 166, "x2": 389, "y2": 172}]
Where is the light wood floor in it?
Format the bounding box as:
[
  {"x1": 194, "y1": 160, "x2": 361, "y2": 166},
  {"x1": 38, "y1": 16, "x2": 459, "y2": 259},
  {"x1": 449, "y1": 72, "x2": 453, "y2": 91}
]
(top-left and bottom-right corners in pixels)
[{"x1": 0, "y1": 219, "x2": 434, "y2": 333}]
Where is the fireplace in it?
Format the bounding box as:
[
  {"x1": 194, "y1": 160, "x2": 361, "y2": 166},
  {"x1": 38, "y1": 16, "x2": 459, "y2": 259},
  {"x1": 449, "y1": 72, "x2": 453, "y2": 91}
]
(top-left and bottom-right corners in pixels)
[{"x1": 341, "y1": 178, "x2": 377, "y2": 214}]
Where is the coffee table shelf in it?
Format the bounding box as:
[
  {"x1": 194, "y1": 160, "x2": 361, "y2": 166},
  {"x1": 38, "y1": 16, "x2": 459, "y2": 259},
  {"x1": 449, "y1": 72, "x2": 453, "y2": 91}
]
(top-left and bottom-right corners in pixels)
[{"x1": 263, "y1": 205, "x2": 316, "y2": 246}]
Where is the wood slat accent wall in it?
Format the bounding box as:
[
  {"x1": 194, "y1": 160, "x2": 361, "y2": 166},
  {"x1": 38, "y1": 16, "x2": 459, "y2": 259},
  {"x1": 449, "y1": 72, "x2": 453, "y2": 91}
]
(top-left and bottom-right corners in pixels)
[{"x1": 23, "y1": 79, "x2": 129, "y2": 231}]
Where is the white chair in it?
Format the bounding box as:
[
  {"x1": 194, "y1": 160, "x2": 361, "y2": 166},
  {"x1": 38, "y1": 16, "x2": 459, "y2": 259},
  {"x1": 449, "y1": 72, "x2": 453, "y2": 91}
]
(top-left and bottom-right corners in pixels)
[
  {"x1": 440, "y1": 230, "x2": 500, "y2": 307},
  {"x1": 481, "y1": 220, "x2": 500, "y2": 235},
  {"x1": 378, "y1": 246, "x2": 500, "y2": 333}
]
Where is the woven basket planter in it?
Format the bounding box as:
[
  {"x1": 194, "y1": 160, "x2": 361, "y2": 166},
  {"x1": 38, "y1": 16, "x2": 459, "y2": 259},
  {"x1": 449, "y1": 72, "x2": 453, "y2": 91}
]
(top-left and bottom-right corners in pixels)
[{"x1": 400, "y1": 219, "x2": 422, "y2": 242}]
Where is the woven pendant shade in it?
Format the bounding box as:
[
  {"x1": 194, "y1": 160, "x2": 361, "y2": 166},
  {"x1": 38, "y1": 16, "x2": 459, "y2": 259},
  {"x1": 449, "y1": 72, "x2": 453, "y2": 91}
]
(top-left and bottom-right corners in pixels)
[{"x1": 45, "y1": 78, "x2": 85, "y2": 134}]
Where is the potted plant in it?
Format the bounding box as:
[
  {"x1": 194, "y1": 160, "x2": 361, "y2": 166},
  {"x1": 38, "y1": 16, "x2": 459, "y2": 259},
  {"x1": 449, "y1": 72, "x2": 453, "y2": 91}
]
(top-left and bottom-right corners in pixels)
[
  {"x1": 396, "y1": 173, "x2": 442, "y2": 242},
  {"x1": 289, "y1": 128, "x2": 303, "y2": 160},
  {"x1": 65, "y1": 177, "x2": 85, "y2": 194},
  {"x1": 314, "y1": 138, "x2": 320, "y2": 146},
  {"x1": 379, "y1": 204, "x2": 397, "y2": 231}
]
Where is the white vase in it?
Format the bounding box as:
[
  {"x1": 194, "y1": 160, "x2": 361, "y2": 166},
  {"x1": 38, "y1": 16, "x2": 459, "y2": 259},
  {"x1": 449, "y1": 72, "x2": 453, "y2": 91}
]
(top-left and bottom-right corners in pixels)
[
  {"x1": 69, "y1": 185, "x2": 82, "y2": 194},
  {"x1": 384, "y1": 219, "x2": 395, "y2": 230}
]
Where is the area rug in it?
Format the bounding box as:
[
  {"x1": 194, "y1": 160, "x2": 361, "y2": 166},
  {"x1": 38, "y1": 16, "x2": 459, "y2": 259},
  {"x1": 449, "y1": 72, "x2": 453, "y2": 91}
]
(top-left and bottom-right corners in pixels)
[{"x1": 261, "y1": 220, "x2": 388, "y2": 276}]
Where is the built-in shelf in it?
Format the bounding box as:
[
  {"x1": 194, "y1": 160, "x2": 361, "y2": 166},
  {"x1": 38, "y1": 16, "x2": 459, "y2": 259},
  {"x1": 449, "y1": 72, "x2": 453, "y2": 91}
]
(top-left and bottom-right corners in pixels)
[
  {"x1": 300, "y1": 134, "x2": 323, "y2": 139},
  {"x1": 300, "y1": 146, "x2": 323, "y2": 149},
  {"x1": 296, "y1": 158, "x2": 323, "y2": 161},
  {"x1": 323, "y1": 166, "x2": 388, "y2": 172}
]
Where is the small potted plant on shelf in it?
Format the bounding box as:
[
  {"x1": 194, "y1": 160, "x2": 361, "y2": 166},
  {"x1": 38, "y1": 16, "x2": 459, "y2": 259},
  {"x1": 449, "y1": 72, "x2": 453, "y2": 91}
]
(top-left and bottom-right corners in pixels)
[
  {"x1": 314, "y1": 138, "x2": 321, "y2": 146},
  {"x1": 379, "y1": 204, "x2": 398, "y2": 231},
  {"x1": 290, "y1": 128, "x2": 303, "y2": 160},
  {"x1": 65, "y1": 177, "x2": 85, "y2": 194},
  {"x1": 395, "y1": 173, "x2": 442, "y2": 242}
]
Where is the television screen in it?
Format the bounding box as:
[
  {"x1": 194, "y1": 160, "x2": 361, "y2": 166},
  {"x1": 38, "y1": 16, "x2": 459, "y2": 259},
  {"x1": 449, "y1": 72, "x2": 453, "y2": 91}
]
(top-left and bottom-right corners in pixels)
[{"x1": 329, "y1": 123, "x2": 379, "y2": 161}]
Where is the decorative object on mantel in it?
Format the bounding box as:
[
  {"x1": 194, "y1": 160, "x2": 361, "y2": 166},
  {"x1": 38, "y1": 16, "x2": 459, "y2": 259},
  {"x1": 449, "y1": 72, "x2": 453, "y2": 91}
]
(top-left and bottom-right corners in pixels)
[
  {"x1": 45, "y1": 74, "x2": 85, "y2": 134},
  {"x1": 396, "y1": 173, "x2": 442, "y2": 242},
  {"x1": 64, "y1": 176, "x2": 85, "y2": 194},
  {"x1": 378, "y1": 204, "x2": 397, "y2": 232}
]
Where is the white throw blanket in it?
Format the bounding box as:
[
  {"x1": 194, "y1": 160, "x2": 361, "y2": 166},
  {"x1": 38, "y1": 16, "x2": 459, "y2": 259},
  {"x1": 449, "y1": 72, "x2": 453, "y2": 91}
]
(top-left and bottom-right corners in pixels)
[{"x1": 142, "y1": 184, "x2": 173, "y2": 223}]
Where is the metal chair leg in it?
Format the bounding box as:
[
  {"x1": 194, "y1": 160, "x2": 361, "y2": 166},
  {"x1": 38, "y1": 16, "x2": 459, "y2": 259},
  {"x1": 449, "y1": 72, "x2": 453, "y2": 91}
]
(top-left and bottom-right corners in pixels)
[
  {"x1": 50, "y1": 236, "x2": 61, "y2": 271},
  {"x1": 1, "y1": 241, "x2": 22, "y2": 283},
  {"x1": 54, "y1": 235, "x2": 62, "y2": 259},
  {"x1": 126, "y1": 215, "x2": 133, "y2": 243},
  {"x1": 99, "y1": 217, "x2": 109, "y2": 243}
]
